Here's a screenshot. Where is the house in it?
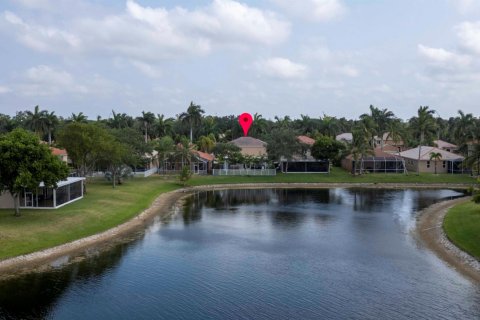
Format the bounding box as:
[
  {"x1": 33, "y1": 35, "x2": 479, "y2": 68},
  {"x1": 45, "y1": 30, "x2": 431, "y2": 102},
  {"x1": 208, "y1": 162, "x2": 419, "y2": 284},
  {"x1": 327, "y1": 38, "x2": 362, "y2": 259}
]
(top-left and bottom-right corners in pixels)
[
  {"x1": 280, "y1": 135, "x2": 329, "y2": 173},
  {"x1": 159, "y1": 146, "x2": 214, "y2": 175},
  {"x1": 132, "y1": 151, "x2": 159, "y2": 177},
  {"x1": 50, "y1": 147, "x2": 70, "y2": 164},
  {"x1": 341, "y1": 148, "x2": 406, "y2": 174},
  {"x1": 0, "y1": 177, "x2": 86, "y2": 209},
  {"x1": 399, "y1": 146, "x2": 466, "y2": 174},
  {"x1": 434, "y1": 140, "x2": 458, "y2": 153},
  {"x1": 230, "y1": 137, "x2": 267, "y2": 157},
  {"x1": 336, "y1": 133, "x2": 353, "y2": 144},
  {"x1": 374, "y1": 132, "x2": 405, "y2": 152}
]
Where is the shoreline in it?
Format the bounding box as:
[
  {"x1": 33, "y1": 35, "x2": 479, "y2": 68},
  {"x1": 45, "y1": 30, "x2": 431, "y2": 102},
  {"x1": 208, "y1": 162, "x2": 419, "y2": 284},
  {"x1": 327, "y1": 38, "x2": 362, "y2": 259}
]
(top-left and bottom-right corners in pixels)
[
  {"x1": 0, "y1": 182, "x2": 475, "y2": 278},
  {"x1": 416, "y1": 196, "x2": 480, "y2": 283}
]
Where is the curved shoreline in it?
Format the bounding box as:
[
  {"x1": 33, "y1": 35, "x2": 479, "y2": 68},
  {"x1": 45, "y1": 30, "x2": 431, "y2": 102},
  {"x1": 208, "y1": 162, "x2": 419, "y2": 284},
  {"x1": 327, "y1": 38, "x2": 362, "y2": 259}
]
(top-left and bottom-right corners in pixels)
[
  {"x1": 416, "y1": 197, "x2": 480, "y2": 282},
  {"x1": 0, "y1": 182, "x2": 475, "y2": 278}
]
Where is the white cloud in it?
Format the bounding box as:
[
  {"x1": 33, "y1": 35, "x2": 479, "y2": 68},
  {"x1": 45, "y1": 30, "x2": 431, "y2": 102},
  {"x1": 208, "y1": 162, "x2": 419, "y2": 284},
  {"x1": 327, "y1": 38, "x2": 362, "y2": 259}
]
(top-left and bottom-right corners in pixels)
[
  {"x1": 19, "y1": 65, "x2": 88, "y2": 96},
  {"x1": 271, "y1": 0, "x2": 345, "y2": 22},
  {"x1": 255, "y1": 57, "x2": 308, "y2": 79},
  {"x1": 131, "y1": 60, "x2": 162, "y2": 78},
  {"x1": 0, "y1": 86, "x2": 11, "y2": 94},
  {"x1": 456, "y1": 21, "x2": 480, "y2": 55},
  {"x1": 335, "y1": 65, "x2": 359, "y2": 77},
  {"x1": 3, "y1": 11, "x2": 80, "y2": 53},
  {"x1": 450, "y1": 0, "x2": 479, "y2": 14},
  {"x1": 417, "y1": 44, "x2": 471, "y2": 67},
  {"x1": 3, "y1": 0, "x2": 290, "y2": 61}
]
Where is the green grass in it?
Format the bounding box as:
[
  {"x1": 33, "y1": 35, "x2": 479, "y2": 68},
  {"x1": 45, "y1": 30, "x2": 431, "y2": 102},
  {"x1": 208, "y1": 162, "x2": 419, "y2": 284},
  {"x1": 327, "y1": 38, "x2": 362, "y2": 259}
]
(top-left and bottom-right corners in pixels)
[
  {"x1": 444, "y1": 201, "x2": 480, "y2": 260},
  {"x1": 0, "y1": 176, "x2": 179, "y2": 260},
  {"x1": 0, "y1": 167, "x2": 476, "y2": 261},
  {"x1": 188, "y1": 167, "x2": 476, "y2": 185}
]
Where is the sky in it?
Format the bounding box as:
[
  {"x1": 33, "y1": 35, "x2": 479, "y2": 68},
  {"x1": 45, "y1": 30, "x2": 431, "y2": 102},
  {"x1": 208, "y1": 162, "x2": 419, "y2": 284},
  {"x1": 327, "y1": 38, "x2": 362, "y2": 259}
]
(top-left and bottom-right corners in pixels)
[{"x1": 1, "y1": 0, "x2": 480, "y2": 121}]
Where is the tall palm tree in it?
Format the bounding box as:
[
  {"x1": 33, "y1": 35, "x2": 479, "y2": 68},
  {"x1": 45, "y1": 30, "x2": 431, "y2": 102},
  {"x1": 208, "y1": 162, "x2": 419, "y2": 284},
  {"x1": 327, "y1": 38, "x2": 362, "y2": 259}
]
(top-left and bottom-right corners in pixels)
[
  {"x1": 349, "y1": 127, "x2": 374, "y2": 175},
  {"x1": 320, "y1": 114, "x2": 338, "y2": 138},
  {"x1": 409, "y1": 106, "x2": 436, "y2": 175},
  {"x1": 360, "y1": 105, "x2": 395, "y2": 149},
  {"x1": 137, "y1": 111, "x2": 155, "y2": 142},
  {"x1": 179, "y1": 102, "x2": 205, "y2": 142},
  {"x1": 454, "y1": 110, "x2": 475, "y2": 154},
  {"x1": 44, "y1": 111, "x2": 58, "y2": 145},
  {"x1": 429, "y1": 152, "x2": 442, "y2": 174},
  {"x1": 251, "y1": 113, "x2": 268, "y2": 137},
  {"x1": 25, "y1": 105, "x2": 48, "y2": 138}
]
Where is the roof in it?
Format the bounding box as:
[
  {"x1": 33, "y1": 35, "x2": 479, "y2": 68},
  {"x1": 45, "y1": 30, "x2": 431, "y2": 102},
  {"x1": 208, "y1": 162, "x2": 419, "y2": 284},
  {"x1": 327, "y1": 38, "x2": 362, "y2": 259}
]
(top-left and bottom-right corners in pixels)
[
  {"x1": 230, "y1": 136, "x2": 267, "y2": 147},
  {"x1": 50, "y1": 147, "x2": 67, "y2": 156},
  {"x1": 380, "y1": 144, "x2": 400, "y2": 153},
  {"x1": 346, "y1": 148, "x2": 403, "y2": 161},
  {"x1": 336, "y1": 133, "x2": 353, "y2": 142},
  {"x1": 39, "y1": 177, "x2": 85, "y2": 188},
  {"x1": 297, "y1": 135, "x2": 315, "y2": 145},
  {"x1": 434, "y1": 140, "x2": 458, "y2": 149},
  {"x1": 194, "y1": 150, "x2": 215, "y2": 161},
  {"x1": 399, "y1": 146, "x2": 464, "y2": 161}
]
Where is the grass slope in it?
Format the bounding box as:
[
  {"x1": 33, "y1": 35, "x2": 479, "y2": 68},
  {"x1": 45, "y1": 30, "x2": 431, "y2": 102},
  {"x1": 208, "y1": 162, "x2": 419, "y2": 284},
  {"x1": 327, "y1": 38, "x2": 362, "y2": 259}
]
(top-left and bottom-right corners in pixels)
[
  {"x1": 0, "y1": 177, "x2": 179, "y2": 260},
  {"x1": 444, "y1": 201, "x2": 480, "y2": 260}
]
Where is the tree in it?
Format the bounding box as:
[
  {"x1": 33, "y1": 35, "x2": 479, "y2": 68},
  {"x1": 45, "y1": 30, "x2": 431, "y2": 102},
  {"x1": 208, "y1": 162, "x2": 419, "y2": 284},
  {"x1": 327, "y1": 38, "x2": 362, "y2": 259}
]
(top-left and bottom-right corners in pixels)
[
  {"x1": 265, "y1": 127, "x2": 301, "y2": 172},
  {"x1": 311, "y1": 135, "x2": 346, "y2": 165},
  {"x1": 44, "y1": 111, "x2": 59, "y2": 145},
  {"x1": 212, "y1": 143, "x2": 243, "y2": 165},
  {"x1": 155, "y1": 114, "x2": 174, "y2": 137},
  {"x1": 69, "y1": 112, "x2": 88, "y2": 123},
  {"x1": 137, "y1": 111, "x2": 155, "y2": 142},
  {"x1": 57, "y1": 123, "x2": 111, "y2": 177},
  {"x1": 178, "y1": 165, "x2": 192, "y2": 187},
  {"x1": 429, "y1": 152, "x2": 442, "y2": 174},
  {"x1": 179, "y1": 102, "x2": 205, "y2": 142},
  {"x1": 110, "y1": 127, "x2": 152, "y2": 169},
  {"x1": 0, "y1": 129, "x2": 69, "y2": 216},
  {"x1": 409, "y1": 106, "x2": 436, "y2": 175},
  {"x1": 97, "y1": 136, "x2": 130, "y2": 188},
  {"x1": 349, "y1": 127, "x2": 374, "y2": 175},
  {"x1": 156, "y1": 136, "x2": 175, "y2": 172},
  {"x1": 25, "y1": 105, "x2": 48, "y2": 138},
  {"x1": 197, "y1": 135, "x2": 215, "y2": 153}
]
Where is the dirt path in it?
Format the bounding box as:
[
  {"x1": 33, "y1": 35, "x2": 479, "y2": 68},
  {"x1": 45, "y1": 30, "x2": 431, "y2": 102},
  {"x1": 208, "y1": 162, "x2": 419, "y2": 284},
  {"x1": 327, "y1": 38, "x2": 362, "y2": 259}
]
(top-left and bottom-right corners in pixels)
[
  {"x1": 0, "y1": 183, "x2": 475, "y2": 279},
  {"x1": 416, "y1": 197, "x2": 480, "y2": 283}
]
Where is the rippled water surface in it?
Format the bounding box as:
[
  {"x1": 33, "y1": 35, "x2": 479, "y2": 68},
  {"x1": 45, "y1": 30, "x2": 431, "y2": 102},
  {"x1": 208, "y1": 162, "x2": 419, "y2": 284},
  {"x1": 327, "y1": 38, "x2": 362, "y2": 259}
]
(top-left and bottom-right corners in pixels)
[{"x1": 0, "y1": 188, "x2": 479, "y2": 320}]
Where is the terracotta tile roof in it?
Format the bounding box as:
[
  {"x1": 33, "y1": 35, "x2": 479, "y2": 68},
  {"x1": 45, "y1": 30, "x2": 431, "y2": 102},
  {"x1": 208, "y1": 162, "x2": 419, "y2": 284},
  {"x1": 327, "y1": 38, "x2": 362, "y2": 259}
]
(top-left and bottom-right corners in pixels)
[
  {"x1": 50, "y1": 147, "x2": 67, "y2": 156},
  {"x1": 195, "y1": 150, "x2": 215, "y2": 161},
  {"x1": 297, "y1": 135, "x2": 315, "y2": 145}
]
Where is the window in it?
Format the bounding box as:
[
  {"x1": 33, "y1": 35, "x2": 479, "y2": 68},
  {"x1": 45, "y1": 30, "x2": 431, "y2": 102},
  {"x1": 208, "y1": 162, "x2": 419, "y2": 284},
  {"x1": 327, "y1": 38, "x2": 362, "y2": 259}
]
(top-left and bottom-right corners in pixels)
[
  {"x1": 426, "y1": 161, "x2": 430, "y2": 168},
  {"x1": 442, "y1": 161, "x2": 446, "y2": 168}
]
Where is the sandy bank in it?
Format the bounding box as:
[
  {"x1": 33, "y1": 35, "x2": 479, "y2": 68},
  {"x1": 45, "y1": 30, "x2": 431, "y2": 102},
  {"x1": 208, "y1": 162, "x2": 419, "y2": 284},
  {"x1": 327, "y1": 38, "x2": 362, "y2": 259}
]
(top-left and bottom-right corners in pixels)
[
  {"x1": 0, "y1": 182, "x2": 474, "y2": 278},
  {"x1": 416, "y1": 197, "x2": 480, "y2": 283}
]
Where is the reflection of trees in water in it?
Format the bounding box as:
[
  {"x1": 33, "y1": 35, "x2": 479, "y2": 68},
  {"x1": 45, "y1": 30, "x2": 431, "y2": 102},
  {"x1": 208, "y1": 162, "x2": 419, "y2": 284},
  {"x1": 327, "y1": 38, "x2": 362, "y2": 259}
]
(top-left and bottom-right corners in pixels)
[
  {"x1": 348, "y1": 188, "x2": 397, "y2": 212},
  {"x1": 271, "y1": 210, "x2": 305, "y2": 228},
  {"x1": 0, "y1": 241, "x2": 133, "y2": 320}
]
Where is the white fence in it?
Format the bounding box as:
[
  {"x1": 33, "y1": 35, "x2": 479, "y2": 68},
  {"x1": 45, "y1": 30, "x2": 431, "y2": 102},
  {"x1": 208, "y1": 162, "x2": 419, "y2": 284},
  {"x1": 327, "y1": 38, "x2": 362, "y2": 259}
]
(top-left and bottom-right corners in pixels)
[{"x1": 212, "y1": 169, "x2": 276, "y2": 176}]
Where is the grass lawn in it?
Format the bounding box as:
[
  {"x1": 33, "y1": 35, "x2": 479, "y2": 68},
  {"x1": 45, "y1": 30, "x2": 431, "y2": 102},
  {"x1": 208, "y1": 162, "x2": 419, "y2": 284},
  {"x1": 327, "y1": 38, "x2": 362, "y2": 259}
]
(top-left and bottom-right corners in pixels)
[
  {"x1": 0, "y1": 177, "x2": 180, "y2": 260},
  {"x1": 0, "y1": 167, "x2": 476, "y2": 261},
  {"x1": 188, "y1": 167, "x2": 477, "y2": 185},
  {"x1": 443, "y1": 201, "x2": 480, "y2": 260}
]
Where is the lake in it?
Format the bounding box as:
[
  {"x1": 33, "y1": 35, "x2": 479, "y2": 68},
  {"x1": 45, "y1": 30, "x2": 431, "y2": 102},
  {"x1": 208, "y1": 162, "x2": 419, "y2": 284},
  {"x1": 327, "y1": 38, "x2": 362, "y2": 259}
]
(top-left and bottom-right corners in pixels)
[{"x1": 0, "y1": 188, "x2": 479, "y2": 320}]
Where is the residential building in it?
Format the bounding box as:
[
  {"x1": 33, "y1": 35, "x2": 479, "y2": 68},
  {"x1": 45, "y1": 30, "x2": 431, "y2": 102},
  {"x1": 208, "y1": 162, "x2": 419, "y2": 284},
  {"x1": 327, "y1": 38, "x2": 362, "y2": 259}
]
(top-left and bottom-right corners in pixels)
[
  {"x1": 399, "y1": 146, "x2": 465, "y2": 174},
  {"x1": 341, "y1": 148, "x2": 406, "y2": 174},
  {"x1": 280, "y1": 136, "x2": 329, "y2": 173},
  {"x1": 434, "y1": 140, "x2": 458, "y2": 153},
  {"x1": 230, "y1": 137, "x2": 267, "y2": 157}
]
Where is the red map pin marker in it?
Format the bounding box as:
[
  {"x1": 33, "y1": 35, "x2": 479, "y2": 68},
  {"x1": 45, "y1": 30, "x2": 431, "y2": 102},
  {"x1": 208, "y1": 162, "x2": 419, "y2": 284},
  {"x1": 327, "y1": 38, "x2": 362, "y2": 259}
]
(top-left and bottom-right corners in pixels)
[{"x1": 239, "y1": 113, "x2": 253, "y2": 136}]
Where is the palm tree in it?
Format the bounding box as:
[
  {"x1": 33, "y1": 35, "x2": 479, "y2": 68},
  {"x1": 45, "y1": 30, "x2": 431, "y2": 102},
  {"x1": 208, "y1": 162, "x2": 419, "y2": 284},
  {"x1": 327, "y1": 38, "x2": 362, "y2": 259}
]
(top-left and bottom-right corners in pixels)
[
  {"x1": 429, "y1": 152, "x2": 442, "y2": 174},
  {"x1": 69, "y1": 112, "x2": 88, "y2": 123},
  {"x1": 320, "y1": 114, "x2": 338, "y2": 137},
  {"x1": 179, "y1": 102, "x2": 205, "y2": 142},
  {"x1": 25, "y1": 105, "x2": 48, "y2": 138},
  {"x1": 155, "y1": 114, "x2": 174, "y2": 138},
  {"x1": 358, "y1": 115, "x2": 377, "y2": 149},
  {"x1": 44, "y1": 111, "x2": 58, "y2": 145},
  {"x1": 137, "y1": 111, "x2": 155, "y2": 142},
  {"x1": 454, "y1": 110, "x2": 475, "y2": 154},
  {"x1": 410, "y1": 106, "x2": 436, "y2": 175},
  {"x1": 251, "y1": 113, "x2": 268, "y2": 137},
  {"x1": 110, "y1": 110, "x2": 134, "y2": 129},
  {"x1": 349, "y1": 127, "x2": 374, "y2": 175}
]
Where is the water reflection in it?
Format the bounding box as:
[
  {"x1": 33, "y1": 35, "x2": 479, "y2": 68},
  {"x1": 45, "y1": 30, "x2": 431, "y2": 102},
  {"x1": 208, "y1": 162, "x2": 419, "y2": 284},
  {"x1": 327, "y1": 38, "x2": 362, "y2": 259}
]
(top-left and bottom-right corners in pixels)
[{"x1": 0, "y1": 188, "x2": 476, "y2": 320}]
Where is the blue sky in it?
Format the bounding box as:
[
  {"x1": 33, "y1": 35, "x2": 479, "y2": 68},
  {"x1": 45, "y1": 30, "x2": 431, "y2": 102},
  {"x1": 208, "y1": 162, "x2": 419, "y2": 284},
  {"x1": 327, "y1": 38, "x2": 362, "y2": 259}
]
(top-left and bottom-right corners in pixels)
[{"x1": 1, "y1": 0, "x2": 480, "y2": 120}]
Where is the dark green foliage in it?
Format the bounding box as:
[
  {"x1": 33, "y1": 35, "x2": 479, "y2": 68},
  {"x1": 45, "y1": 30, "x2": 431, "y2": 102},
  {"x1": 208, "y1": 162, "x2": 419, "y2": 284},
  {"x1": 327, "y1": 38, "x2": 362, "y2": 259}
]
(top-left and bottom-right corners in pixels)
[
  {"x1": 311, "y1": 135, "x2": 346, "y2": 164},
  {"x1": 265, "y1": 127, "x2": 301, "y2": 162},
  {"x1": 0, "y1": 129, "x2": 69, "y2": 215},
  {"x1": 178, "y1": 166, "x2": 192, "y2": 186}
]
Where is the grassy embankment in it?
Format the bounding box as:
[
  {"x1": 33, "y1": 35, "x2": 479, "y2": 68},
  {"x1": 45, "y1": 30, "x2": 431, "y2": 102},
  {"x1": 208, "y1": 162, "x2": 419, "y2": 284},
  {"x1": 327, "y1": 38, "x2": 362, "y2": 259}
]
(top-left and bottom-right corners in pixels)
[
  {"x1": 0, "y1": 167, "x2": 476, "y2": 261},
  {"x1": 443, "y1": 201, "x2": 480, "y2": 260}
]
